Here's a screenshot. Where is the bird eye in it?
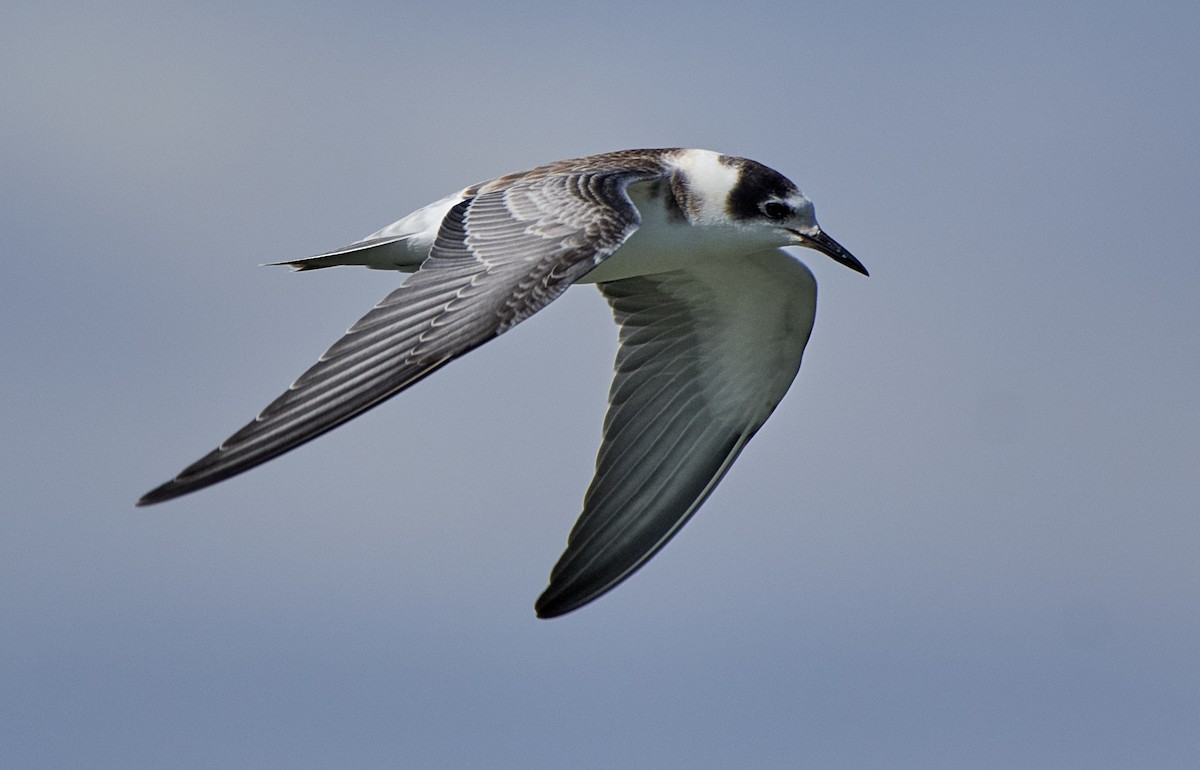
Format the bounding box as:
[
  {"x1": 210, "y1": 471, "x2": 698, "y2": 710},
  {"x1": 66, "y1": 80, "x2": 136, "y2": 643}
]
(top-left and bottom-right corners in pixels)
[{"x1": 761, "y1": 201, "x2": 790, "y2": 220}]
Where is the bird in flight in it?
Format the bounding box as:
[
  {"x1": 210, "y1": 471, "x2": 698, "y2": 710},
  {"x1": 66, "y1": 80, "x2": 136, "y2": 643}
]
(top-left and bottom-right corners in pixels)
[{"x1": 139, "y1": 148, "x2": 868, "y2": 618}]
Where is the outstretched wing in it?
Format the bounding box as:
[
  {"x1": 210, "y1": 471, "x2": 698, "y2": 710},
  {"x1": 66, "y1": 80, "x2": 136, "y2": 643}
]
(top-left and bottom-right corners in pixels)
[
  {"x1": 139, "y1": 166, "x2": 663, "y2": 505},
  {"x1": 535, "y1": 251, "x2": 819, "y2": 618}
]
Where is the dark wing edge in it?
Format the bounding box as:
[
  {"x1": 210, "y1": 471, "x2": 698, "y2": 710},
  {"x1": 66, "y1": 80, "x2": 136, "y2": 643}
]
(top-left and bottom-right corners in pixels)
[
  {"x1": 139, "y1": 167, "x2": 660, "y2": 506},
  {"x1": 138, "y1": 244, "x2": 493, "y2": 506}
]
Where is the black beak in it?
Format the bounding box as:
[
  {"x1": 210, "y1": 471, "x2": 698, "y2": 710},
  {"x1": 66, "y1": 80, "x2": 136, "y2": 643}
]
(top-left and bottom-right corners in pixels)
[{"x1": 791, "y1": 228, "x2": 868, "y2": 276}]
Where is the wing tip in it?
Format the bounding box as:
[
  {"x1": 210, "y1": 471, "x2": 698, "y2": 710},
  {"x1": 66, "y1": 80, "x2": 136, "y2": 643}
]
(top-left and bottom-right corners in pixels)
[
  {"x1": 533, "y1": 580, "x2": 612, "y2": 619},
  {"x1": 533, "y1": 592, "x2": 575, "y2": 620},
  {"x1": 137, "y1": 474, "x2": 209, "y2": 506},
  {"x1": 136, "y1": 482, "x2": 180, "y2": 507}
]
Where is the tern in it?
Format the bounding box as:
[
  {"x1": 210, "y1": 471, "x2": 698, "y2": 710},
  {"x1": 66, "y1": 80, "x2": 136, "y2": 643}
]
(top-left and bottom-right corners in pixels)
[{"x1": 139, "y1": 148, "x2": 868, "y2": 618}]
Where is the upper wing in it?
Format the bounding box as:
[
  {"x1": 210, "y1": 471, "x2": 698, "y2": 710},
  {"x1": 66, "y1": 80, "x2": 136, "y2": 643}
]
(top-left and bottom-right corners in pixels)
[
  {"x1": 139, "y1": 166, "x2": 662, "y2": 505},
  {"x1": 535, "y1": 250, "x2": 819, "y2": 618}
]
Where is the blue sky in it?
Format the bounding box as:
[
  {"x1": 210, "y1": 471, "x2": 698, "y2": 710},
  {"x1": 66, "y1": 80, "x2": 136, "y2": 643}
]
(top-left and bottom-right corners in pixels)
[{"x1": 3, "y1": 1, "x2": 1198, "y2": 767}]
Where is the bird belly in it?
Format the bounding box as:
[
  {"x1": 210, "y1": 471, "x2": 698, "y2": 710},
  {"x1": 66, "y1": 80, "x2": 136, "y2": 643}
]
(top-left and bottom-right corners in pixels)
[{"x1": 577, "y1": 225, "x2": 727, "y2": 283}]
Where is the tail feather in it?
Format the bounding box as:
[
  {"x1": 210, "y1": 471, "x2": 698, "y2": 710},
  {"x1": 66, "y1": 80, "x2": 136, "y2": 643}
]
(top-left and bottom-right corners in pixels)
[{"x1": 268, "y1": 235, "x2": 422, "y2": 272}]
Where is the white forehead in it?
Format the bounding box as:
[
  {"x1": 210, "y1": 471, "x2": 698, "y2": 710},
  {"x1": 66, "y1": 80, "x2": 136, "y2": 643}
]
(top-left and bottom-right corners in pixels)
[
  {"x1": 792, "y1": 194, "x2": 816, "y2": 218},
  {"x1": 672, "y1": 149, "x2": 740, "y2": 222}
]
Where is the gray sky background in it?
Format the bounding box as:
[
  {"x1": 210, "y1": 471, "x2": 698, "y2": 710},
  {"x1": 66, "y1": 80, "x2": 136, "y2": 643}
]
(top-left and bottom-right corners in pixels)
[{"x1": 3, "y1": 1, "x2": 1198, "y2": 767}]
